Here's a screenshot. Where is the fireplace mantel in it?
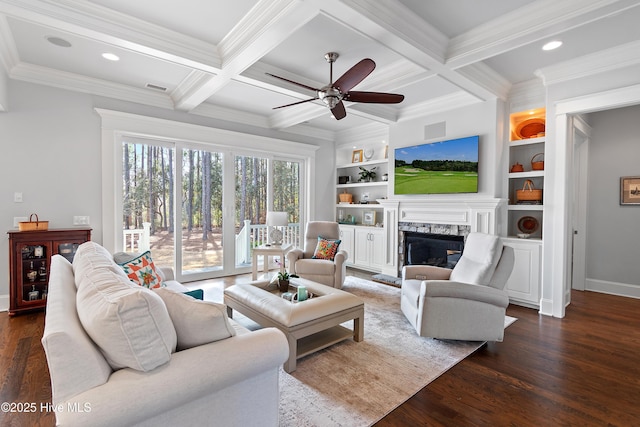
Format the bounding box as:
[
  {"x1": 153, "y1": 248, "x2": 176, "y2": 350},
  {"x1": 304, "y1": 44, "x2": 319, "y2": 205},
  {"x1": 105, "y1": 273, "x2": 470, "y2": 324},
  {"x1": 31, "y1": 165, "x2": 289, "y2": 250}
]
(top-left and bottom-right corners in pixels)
[{"x1": 376, "y1": 197, "x2": 507, "y2": 276}]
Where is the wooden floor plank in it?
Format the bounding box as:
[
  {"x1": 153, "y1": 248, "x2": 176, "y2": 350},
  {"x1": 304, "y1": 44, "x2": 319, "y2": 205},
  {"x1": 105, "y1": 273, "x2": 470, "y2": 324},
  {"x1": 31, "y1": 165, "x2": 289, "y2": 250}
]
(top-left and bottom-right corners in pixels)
[{"x1": 1, "y1": 270, "x2": 639, "y2": 426}]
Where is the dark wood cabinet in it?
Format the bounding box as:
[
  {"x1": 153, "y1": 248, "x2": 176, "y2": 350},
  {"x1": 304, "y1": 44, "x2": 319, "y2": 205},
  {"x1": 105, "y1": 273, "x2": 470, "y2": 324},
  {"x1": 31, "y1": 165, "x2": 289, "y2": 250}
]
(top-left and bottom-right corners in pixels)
[{"x1": 8, "y1": 228, "x2": 91, "y2": 316}]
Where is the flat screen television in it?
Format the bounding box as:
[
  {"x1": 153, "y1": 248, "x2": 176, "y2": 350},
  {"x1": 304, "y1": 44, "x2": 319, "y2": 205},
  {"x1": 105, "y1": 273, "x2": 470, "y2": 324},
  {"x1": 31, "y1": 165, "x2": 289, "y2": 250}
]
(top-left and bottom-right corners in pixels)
[{"x1": 394, "y1": 135, "x2": 479, "y2": 195}]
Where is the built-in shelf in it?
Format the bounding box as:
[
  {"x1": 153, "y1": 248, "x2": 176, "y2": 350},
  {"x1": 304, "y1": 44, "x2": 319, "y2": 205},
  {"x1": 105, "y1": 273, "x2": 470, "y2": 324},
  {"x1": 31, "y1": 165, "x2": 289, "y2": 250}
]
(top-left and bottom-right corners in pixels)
[
  {"x1": 337, "y1": 182, "x2": 387, "y2": 189},
  {"x1": 508, "y1": 204, "x2": 543, "y2": 211},
  {"x1": 336, "y1": 158, "x2": 388, "y2": 169},
  {"x1": 508, "y1": 171, "x2": 544, "y2": 179}
]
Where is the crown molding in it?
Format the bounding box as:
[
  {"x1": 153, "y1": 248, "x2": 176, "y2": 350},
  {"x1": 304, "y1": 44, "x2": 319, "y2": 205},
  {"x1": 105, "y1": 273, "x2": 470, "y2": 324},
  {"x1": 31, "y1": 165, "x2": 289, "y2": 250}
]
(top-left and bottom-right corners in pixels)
[
  {"x1": 447, "y1": 0, "x2": 638, "y2": 68},
  {"x1": 10, "y1": 62, "x2": 174, "y2": 108},
  {"x1": 455, "y1": 63, "x2": 511, "y2": 101},
  {"x1": 0, "y1": 0, "x2": 221, "y2": 72},
  {"x1": 399, "y1": 91, "x2": 481, "y2": 122},
  {"x1": 335, "y1": 122, "x2": 388, "y2": 146},
  {"x1": 0, "y1": 15, "x2": 18, "y2": 72},
  {"x1": 535, "y1": 40, "x2": 640, "y2": 86}
]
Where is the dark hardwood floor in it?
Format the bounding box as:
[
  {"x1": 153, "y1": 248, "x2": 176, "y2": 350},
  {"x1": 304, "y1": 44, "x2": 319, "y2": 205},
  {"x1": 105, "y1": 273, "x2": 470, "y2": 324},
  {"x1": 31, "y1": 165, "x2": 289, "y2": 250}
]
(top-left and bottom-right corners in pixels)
[{"x1": 1, "y1": 271, "x2": 639, "y2": 426}]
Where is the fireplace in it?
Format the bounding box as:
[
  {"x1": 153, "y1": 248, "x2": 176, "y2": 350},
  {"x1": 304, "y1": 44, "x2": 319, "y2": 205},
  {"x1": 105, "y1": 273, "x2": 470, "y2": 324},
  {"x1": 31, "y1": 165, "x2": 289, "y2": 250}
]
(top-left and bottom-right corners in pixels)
[{"x1": 403, "y1": 232, "x2": 464, "y2": 269}]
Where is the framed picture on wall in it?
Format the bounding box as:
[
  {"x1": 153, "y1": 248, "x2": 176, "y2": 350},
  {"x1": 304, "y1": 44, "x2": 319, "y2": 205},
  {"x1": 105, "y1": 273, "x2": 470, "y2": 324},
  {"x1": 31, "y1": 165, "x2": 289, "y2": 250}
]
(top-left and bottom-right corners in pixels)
[{"x1": 620, "y1": 176, "x2": 640, "y2": 205}]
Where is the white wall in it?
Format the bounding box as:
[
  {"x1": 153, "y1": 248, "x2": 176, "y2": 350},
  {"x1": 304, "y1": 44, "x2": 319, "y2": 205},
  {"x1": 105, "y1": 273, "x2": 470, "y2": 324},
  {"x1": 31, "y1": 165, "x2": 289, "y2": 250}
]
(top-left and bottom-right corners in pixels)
[
  {"x1": 389, "y1": 99, "x2": 504, "y2": 199},
  {"x1": 0, "y1": 80, "x2": 331, "y2": 309},
  {"x1": 0, "y1": 65, "x2": 7, "y2": 111},
  {"x1": 585, "y1": 105, "x2": 640, "y2": 295}
]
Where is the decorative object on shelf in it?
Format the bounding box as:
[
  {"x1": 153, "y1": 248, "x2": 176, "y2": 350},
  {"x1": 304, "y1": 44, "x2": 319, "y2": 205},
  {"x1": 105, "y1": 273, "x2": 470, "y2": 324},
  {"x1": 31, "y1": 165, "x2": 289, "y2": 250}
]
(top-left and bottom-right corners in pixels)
[
  {"x1": 363, "y1": 210, "x2": 376, "y2": 226},
  {"x1": 620, "y1": 176, "x2": 640, "y2": 205},
  {"x1": 515, "y1": 117, "x2": 545, "y2": 139},
  {"x1": 384, "y1": 145, "x2": 388, "y2": 159},
  {"x1": 364, "y1": 148, "x2": 374, "y2": 160},
  {"x1": 517, "y1": 216, "x2": 539, "y2": 235},
  {"x1": 277, "y1": 271, "x2": 290, "y2": 292},
  {"x1": 352, "y1": 149, "x2": 363, "y2": 163},
  {"x1": 516, "y1": 179, "x2": 542, "y2": 203},
  {"x1": 19, "y1": 213, "x2": 49, "y2": 231},
  {"x1": 266, "y1": 211, "x2": 288, "y2": 245},
  {"x1": 358, "y1": 166, "x2": 377, "y2": 182},
  {"x1": 338, "y1": 175, "x2": 350, "y2": 184},
  {"x1": 531, "y1": 153, "x2": 545, "y2": 170},
  {"x1": 382, "y1": 173, "x2": 388, "y2": 181},
  {"x1": 338, "y1": 191, "x2": 353, "y2": 203},
  {"x1": 517, "y1": 233, "x2": 531, "y2": 239},
  {"x1": 510, "y1": 162, "x2": 524, "y2": 173}
]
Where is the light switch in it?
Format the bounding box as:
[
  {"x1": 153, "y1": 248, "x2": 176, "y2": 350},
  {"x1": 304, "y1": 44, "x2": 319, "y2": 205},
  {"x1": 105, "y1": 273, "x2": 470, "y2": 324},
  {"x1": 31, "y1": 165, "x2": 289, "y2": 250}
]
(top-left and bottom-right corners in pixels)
[{"x1": 14, "y1": 192, "x2": 23, "y2": 203}]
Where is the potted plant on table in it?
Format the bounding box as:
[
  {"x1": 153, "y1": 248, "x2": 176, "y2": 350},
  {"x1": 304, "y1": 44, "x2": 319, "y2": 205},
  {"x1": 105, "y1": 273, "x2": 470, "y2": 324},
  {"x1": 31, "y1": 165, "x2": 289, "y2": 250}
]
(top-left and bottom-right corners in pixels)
[{"x1": 277, "y1": 271, "x2": 290, "y2": 292}]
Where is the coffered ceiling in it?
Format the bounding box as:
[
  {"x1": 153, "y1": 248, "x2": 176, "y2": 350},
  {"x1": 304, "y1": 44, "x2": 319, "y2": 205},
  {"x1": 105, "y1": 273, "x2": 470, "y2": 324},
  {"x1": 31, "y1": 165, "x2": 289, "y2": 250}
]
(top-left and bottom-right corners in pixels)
[{"x1": 1, "y1": 0, "x2": 639, "y2": 136}]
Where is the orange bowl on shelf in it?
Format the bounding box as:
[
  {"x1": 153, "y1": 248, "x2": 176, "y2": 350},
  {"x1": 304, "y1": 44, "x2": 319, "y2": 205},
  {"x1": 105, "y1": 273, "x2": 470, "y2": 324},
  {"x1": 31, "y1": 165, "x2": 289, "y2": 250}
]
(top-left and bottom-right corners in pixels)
[{"x1": 515, "y1": 118, "x2": 545, "y2": 139}]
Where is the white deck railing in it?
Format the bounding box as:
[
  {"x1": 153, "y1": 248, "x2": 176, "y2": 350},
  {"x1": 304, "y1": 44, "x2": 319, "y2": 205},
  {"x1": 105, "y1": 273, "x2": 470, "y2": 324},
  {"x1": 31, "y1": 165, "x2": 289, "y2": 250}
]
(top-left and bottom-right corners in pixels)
[
  {"x1": 123, "y1": 222, "x2": 151, "y2": 252},
  {"x1": 235, "y1": 221, "x2": 300, "y2": 264}
]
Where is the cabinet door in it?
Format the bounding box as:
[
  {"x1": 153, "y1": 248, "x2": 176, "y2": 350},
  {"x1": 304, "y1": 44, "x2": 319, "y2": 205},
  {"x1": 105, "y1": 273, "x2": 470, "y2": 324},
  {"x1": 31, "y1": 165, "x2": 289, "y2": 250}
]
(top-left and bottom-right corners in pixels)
[
  {"x1": 16, "y1": 241, "x2": 53, "y2": 306},
  {"x1": 503, "y1": 240, "x2": 541, "y2": 306},
  {"x1": 338, "y1": 225, "x2": 355, "y2": 264},
  {"x1": 368, "y1": 228, "x2": 385, "y2": 270},
  {"x1": 354, "y1": 228, "x2": 371, "y2": 266}
]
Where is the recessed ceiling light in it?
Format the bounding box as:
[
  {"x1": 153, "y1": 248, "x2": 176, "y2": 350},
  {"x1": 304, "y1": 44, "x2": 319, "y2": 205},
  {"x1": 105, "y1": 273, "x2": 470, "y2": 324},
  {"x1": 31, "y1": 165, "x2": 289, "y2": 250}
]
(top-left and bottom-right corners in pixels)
[
  {"x1": 46, "y1": 36, "x2": 72, "y2": 48},
  {"x1": 542, "y1": 40, "x2": 563, "y2": 51},
  {"x1": 102, "y1": 52, "x2": 120, "y2": 61}
]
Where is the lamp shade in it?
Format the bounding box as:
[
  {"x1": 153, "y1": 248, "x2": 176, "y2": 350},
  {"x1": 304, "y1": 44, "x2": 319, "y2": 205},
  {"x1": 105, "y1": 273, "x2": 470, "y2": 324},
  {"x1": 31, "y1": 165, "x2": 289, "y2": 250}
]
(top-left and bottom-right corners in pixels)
[{"x1": 266, "y1": 211, "x2": 288, "y2": 227}]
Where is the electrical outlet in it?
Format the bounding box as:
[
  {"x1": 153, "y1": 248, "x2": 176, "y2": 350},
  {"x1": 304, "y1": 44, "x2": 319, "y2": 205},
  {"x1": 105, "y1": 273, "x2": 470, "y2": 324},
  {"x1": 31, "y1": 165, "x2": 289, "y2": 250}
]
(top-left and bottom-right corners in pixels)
[
  {"x1": 14, "y1": 192, "x2": 23, "y2": 203},
  {"x1": 13, "y1": 216, "x2": 28, "y2": 227},
  {"x1": 73, "y1": 216, "x2": 90, "y2": 225}
]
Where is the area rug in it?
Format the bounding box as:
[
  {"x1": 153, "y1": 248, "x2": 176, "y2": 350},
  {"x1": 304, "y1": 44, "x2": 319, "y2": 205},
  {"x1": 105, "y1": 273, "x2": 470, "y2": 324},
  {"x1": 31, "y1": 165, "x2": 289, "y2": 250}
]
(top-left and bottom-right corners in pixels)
[{"x1": 233, "y1": 276, "x2": 515, "y2": 426}]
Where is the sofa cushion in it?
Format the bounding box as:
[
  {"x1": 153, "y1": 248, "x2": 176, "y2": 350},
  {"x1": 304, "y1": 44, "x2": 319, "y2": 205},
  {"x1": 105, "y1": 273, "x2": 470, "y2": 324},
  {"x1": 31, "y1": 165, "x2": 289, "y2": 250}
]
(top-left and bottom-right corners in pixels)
[
  {"x1": 74, "y1": 242, "x2": 177, "y2": 372},
  {"x1": 154, "y1": 288, "x2": 236, "y2": 351},
  {"x1": 312, "y1": 237, "x2": 341, "y2": 261},
  {"x1": 117, "y1": 250, "x2": 164, "y2": 289},
  {"x1": 293, "y1": 258, "x2": 336, "y2": 275}
]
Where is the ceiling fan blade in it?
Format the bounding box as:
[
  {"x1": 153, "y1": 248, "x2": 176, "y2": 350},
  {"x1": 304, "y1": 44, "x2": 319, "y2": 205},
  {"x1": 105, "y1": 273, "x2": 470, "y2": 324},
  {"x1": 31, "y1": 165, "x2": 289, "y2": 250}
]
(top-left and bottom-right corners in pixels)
[
  {"x1": 333, "y1": 59, "x2": 376, "y2": 93},
  {"x1": 344, "y1": 91, "x2": 405, "y2": 104},
  {"x1": 272, "y1": 97, "x2": 318, "y2": 109},
  {"x1": 331, "y1": 101, "x2": 347, "y2": 120},
  {"x1": 266, "y1": 73, "x2": 320, "y2": 93}
]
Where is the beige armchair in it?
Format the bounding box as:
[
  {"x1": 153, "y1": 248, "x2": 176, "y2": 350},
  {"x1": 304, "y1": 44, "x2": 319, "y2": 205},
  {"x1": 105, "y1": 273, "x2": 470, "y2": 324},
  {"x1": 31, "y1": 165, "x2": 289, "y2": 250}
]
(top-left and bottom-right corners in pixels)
[
  {"x1": 287, "y1": 221, "x2": 348, "y2": 288},
  {"x1": 401, "y1": 232, "x2": 515, "y2": 341}
]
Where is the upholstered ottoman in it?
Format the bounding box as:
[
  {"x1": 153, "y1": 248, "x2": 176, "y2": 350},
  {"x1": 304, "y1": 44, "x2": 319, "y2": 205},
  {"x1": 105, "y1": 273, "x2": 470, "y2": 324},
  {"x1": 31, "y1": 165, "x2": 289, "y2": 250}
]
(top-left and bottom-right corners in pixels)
[{"x1": 224, "y1": 278, "x2": 364, "y2": 372}]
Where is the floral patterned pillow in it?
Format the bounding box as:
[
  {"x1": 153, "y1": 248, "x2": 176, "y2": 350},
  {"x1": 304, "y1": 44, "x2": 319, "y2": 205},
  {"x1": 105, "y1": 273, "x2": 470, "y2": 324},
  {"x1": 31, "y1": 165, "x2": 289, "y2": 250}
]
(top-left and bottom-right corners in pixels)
[
  {"x1": 312, "y1": 237, "x2": 341, "y2": 261},
  {"x1": 118, "y1": 251, "x2": 164, "y2": 289}
]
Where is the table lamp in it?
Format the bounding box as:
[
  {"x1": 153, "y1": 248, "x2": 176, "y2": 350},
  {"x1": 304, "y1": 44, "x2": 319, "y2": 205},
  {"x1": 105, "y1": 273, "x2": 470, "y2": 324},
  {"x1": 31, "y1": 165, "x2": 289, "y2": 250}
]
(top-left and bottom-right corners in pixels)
[{"x1": 266, "y1": 211, "x2": 288, "y2": 245}]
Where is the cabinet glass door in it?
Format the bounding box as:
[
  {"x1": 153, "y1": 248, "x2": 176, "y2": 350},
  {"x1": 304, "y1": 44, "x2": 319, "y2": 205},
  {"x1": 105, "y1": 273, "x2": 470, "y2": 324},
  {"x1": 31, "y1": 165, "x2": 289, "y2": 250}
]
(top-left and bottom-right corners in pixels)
[{"x1": 17, "y1": 243, "x2": 51, "y2": 304}]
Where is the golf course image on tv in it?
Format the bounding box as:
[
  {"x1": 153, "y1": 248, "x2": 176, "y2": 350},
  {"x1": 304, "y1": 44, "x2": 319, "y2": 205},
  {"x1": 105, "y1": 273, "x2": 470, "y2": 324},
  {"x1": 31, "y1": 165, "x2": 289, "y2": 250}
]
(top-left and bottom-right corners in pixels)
[{"x1": 394, "y1": 135, "x2": 479, "y2": 195}]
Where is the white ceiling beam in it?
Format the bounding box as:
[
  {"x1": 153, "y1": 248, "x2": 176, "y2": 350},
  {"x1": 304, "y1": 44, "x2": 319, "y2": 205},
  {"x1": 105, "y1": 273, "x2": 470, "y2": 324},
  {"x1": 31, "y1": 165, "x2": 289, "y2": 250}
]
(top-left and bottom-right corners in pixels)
[
  {"x1": 172, "y1": 0, "x2": 319, "y2": 111},
  {"x1": 0, "y1": 0, "x2": 222, "y2": 72},
  {"x1": 447, "y1": 0, "x2": 640, "y2": 69}
]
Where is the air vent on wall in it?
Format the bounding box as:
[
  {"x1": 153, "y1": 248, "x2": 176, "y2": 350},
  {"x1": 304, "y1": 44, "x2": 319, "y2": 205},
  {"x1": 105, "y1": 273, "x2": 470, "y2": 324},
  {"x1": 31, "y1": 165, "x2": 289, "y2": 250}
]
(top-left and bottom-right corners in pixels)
[{"x1": 146, "y1": 83, "x2": 167, "y2": 92}]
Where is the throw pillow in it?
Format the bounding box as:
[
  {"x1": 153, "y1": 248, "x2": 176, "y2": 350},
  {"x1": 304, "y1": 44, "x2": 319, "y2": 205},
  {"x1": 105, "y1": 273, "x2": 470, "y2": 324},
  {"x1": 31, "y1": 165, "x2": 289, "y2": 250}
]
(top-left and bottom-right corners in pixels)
[
  {"x1": 154, "y1": 288, "x2": 236, "y2": 351},
  {"x1": 312, "y1": 236, "x2": 341, "y2": 260},
  {"x1": 74, "y1": 245, "x2": 177, "y2": 372},
  {"x1": 183, "y1": 289, "x2": 204, "y2": 300},
  {"x1": 118, "y1": 251, "x2": 164, "y2": 289}
]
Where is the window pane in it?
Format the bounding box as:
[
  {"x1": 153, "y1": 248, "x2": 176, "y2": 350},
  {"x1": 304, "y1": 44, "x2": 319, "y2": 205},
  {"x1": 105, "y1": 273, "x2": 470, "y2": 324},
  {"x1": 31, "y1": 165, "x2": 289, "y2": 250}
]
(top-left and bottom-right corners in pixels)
[
  {"x1": 181, "y1": 149, "x2": 224, "y2": 273},
  {"x1": 122, "y1": 142, "x2": 175, "y2": 269},
  {"x1": 273, "y1": 159, "x2": 301, "y2": 247}
]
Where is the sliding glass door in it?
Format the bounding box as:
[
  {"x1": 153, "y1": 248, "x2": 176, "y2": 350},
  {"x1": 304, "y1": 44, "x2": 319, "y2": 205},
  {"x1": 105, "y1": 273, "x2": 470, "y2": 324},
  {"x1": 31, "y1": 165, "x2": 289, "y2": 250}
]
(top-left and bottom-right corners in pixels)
[{"x1": 122, "y1": 139, "x2": 303, "y2": 281}]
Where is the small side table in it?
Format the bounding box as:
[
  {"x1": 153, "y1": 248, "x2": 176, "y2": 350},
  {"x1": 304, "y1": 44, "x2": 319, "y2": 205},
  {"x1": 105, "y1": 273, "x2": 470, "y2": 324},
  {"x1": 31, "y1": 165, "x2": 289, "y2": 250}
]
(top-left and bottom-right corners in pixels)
[{"x1": 252, "y1": 244, "x2": 292, "y2": 280}]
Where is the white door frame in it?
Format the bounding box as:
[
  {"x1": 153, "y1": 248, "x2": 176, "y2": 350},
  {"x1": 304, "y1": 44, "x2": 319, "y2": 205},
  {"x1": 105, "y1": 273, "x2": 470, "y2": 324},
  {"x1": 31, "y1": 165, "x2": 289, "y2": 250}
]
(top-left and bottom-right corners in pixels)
[
  {"x1": 546, "y1": 84, "x2": 640, "y2": 318},
  {"x1": 570, "y1": 117, "x2": 591, "y2": 294}
]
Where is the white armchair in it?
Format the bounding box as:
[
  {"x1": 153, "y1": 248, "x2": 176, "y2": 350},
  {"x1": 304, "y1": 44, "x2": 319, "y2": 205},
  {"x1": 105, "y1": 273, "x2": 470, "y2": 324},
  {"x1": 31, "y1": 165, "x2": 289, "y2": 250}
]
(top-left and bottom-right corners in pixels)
[
  {"x1": 401, "y1": 232, "x2": 515, "y2": 341},
  {"x1": 286, "y1": 221, "x2": 348, "y2": 288}
]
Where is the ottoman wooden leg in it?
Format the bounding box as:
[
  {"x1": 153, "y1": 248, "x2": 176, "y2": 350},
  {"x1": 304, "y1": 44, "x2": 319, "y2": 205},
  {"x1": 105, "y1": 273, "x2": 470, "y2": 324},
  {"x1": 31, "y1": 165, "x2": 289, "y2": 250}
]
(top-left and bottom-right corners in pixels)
[
  {"x1": 354, "y1": 311, "x2": 364, "y2": 342},
  {"x1": 282, "y1": 334, "x2": 297, "y2": 373}
]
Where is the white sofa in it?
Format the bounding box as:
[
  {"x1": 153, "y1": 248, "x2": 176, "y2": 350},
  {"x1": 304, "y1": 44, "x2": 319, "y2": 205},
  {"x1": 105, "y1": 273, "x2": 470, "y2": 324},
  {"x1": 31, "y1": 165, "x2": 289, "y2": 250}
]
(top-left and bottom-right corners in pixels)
[{"x1": 42, "y1": 242, "x2": 289, "y2": 426}]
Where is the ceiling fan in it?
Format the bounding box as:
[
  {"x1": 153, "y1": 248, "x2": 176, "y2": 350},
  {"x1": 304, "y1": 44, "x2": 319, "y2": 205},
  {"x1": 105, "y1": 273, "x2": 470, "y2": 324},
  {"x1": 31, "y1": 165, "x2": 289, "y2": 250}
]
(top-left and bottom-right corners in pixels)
[{"x1": 266, "y1": 52, "x2": 404, "y2": 120}]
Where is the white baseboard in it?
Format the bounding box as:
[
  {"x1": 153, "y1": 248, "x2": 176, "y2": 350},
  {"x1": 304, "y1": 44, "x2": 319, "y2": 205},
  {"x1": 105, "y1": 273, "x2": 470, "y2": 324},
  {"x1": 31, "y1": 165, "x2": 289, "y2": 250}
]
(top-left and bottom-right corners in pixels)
[
  {"x1": 0, "y1": 294, "x2": 9, "y2": 312},
  {"x1": 585, "y1": 278, "x2": 640, "y2": 299}
]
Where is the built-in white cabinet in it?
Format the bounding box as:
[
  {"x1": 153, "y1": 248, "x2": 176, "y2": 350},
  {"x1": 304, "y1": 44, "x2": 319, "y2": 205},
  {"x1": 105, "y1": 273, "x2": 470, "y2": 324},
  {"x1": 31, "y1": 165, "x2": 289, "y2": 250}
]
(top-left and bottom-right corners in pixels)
[
  {"x1": 354, "y1": 227, "x2": 385, "y2": 272},
  {"x1": 502, "y1": 238, "x2": 541, "y2": 308},
  {"x1": 338, "y1": 224, "x2": 355, "y2": 265}
]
